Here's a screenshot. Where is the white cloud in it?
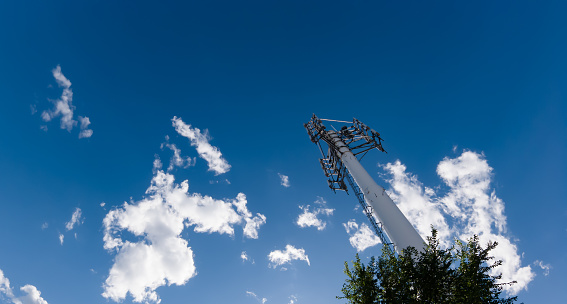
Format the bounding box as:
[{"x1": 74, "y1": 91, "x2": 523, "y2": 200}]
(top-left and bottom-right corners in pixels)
[
  {"x1": 152, "y1": 155, "x2": 163, "y2": 173},
  {"x1": 534, "y1": 260, "x2": 551, "y2": 276},
  {"x1": 243, "y1": 213, "x2": 267, "y2": 239},
  {"x1": 58, "y1": 234, "x2": 64, "y2": 245},
  {"x1": 268, "y1": 245, "x2": 310, "y2": 269},
  {"x1": 78, "y1": 116, "x2": 93, "y2": 139},
  {"x1": 17, "y1": 285, "x2": 49, "y2": 304},
  {"x1": 288, "y1": 295, "x2": 298, "y2": 304},
  {"x1": 0, "y1": 269, "x2": 16, "y2": 300},
  {"x1": 381, "y1": 161, "x2": 451, "y2": 246},
  {"x1": 379, "y1": 151, "x2": 534, "y2": 295},
  {"x1": 232, "y1": 193, "x2": 267, "y2": 239},
  {"x1": 296, "y1": 197, "x2": 334, "y2": 231},
  {"x1": 102, "y1": 170, "x2": 265, "y2": 303},
  {"x1": 241, "y1": 251, "x2": 255, "y2": 264},
  {"x1": 40, "y1": 65, "x2": 92, "y2": 138},
  {"x1": 246, "y1": 291, "x2": 267, "y2": 304},
  {"x1": 172, "y1": 117, "x2": 231, "y2": 175},
  {"x1": 42, "y1": 65, "x2": 76, "y2": 131},
  {"x1": 65, "y1": 208, "x2": 83, "y2": 231},
  {"x1": 0, "y1": 269, "x2": 49, "y2": 304},
  {"x1": 41, "y1": 222, "x2": 48, "y2": 230},
  {"x1": 437, "y1": 151, "x2": 534, "y2": 294},
  {"x1": 343, "y1": 220, "x2": 381, "y2": 252},
  {"x1": 278, "y1": 173, "x2": 290, "y2": 187},
  {"x1": 163, "y1": 142, "x2": 196, "y2": 171}
]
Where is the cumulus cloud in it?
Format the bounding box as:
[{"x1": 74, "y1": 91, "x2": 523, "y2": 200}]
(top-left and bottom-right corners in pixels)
[
  {"x1": 296, "y1": 197, "x2": 334, "y2": 231},
  {"x1": 246, "y1": 291, "x2": 267, "y2": 304},
  {"x1": 0, "y1": 270, "x2": 15, "y2": 300},
  {"x1": 16, "y1": 285, "x2": 48, "y2": 304},
  {"x1": 379, "y1": 151, "x2": 534, "y2": 294},
  {"x1": 58, "y1": 234, "x2": 64, "y2": 245},
  {"x1": 0, "y1": 269, "x2": 49, "y2": 304},
  {"x1": 172, "y1": 117, "x2": 230, "y2": 175},
  {"x1": 65, "y1": 208, "x2": 83, "y2": 231},
  {"x1": 381, "y1": 161, "x2": 452, "y2": 247},
  {"x1": 278, "y1": 173, "x2": 290, "y2": 187},
  {"x1": 102, "y1": 170, "x2": 265, "y2": 303},
  {"x1": 242, "y1": 213, "x2": 267, "y2": 239},
  {"x1": 343, "y1": 220, "x2": 381, "y2": 252},
  {"x1": 268, "y1": 245, "x2": 310, "y2": 269},
  {"x1": 41, "y1": 65, "x2": 93, "y2": 139}
]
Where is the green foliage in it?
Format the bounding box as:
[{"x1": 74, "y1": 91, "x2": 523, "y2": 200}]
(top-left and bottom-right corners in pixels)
[
  {"x1": 338, "y1": 229, "x2": 519, "y2": 304},
  {"x1": 338, "y1": 253, "x2": 380, "y2": 304},
  {"x1": 452, "y1": 236, "x2": 518, "y2": 304}
]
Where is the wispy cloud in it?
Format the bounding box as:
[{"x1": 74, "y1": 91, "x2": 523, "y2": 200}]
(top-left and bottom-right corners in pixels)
[
  {"x1": 380, "y1": 151, "x2": 534, "y2": 294},
  {"x1": 41, "y1": 65, "x2": 93, "y2": 139},
  {"x1": 78, "y1": 116, "x2": 93, "y2": 139},
  {"x1": 278, "y1": 173, "x2": 290, "y2": 187},
  {"x1": 161, "y1": 136, "x2": 196, "y2": 171},
  {"x1": 102, "y1": 169, "x2": 266, "y2": 303},
  {"x1": 58, "y1": 234, "x2": 64, "y2": 245},
  {"x1": 172, "y1": 117, "x2": 230, "y2": 175},
  {"x1": 268, "y1": 245, "x2": 310, "y2": 269},
  {"x1": 296, "y1": 197, "x2": 334, "y2": 231},
  {"x1": 241, "y1": 251, "x2": 255, "y2": 264},
  {"x1": 65, "y1": 208, "x2": 83, "y2": 231},
  {"x1": 0, "y1": 269, "x2": 49, "y2": 304},
  {"x1": 534, "y1": 260, "x2": 551, "y2": 276},
  {"x1": 246, "y1": 291, "x2": 267, "y2": 304},
  {"x1": 288, "y1": 295, "x2": 298, "y2": 304},
  {"x1": 343, "y1": 220, "x2": 381, "y2": 252}
]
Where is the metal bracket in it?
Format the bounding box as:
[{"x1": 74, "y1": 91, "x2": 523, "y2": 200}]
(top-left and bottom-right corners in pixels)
[{"x1": 304, "y1": 114, "x2": 395, "y2": 253}]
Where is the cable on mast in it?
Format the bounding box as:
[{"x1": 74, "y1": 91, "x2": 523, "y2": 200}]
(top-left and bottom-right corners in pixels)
[{"x1": 304, "y1": 114, "x2": 395, "y2": 252}]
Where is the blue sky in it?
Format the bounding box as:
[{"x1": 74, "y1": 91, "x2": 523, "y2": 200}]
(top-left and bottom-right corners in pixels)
[{"x1": 0, "y1": 1, "x2": 566, "y2": 303}]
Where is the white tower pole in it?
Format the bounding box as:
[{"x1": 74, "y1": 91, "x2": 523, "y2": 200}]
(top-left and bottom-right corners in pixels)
[{"x1": 327, "y1": 131, "x2": 425, "y2": 253}]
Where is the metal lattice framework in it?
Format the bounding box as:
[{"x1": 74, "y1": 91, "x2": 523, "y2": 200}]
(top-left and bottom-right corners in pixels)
[{"x1": 304, "y1": 114, "x2": 394, "y2": 251}]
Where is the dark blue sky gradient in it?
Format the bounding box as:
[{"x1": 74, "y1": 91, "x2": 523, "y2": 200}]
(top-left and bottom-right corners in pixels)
[{"x1": 0, "y1": 1, "x2": 566, "y2": 303}]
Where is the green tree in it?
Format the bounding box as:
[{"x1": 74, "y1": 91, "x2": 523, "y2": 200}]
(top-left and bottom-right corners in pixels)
[
  {"x1": 338, "y1": 253, "x2": 380, "y2": 304},
  {"x1": 338, "y1": 229, "x2": 518, "y2": 304},
  {"x1": 452, "y1": 236, "x2": 517, "y2": 304}
]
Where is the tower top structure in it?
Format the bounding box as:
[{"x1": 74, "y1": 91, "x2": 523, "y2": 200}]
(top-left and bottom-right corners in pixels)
[{"x1": 304, "y1": 114, "x2": 424, "y2": 253}]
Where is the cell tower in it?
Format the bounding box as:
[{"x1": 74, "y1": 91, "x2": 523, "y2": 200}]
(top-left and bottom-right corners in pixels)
[{"x1": 304, "y1": 114, "x2": 424, "y2": 253}]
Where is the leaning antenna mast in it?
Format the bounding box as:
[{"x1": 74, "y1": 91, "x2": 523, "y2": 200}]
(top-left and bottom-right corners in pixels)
[{"x1": 304, "y1": 114, "x2": 424, "y2": 253}]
